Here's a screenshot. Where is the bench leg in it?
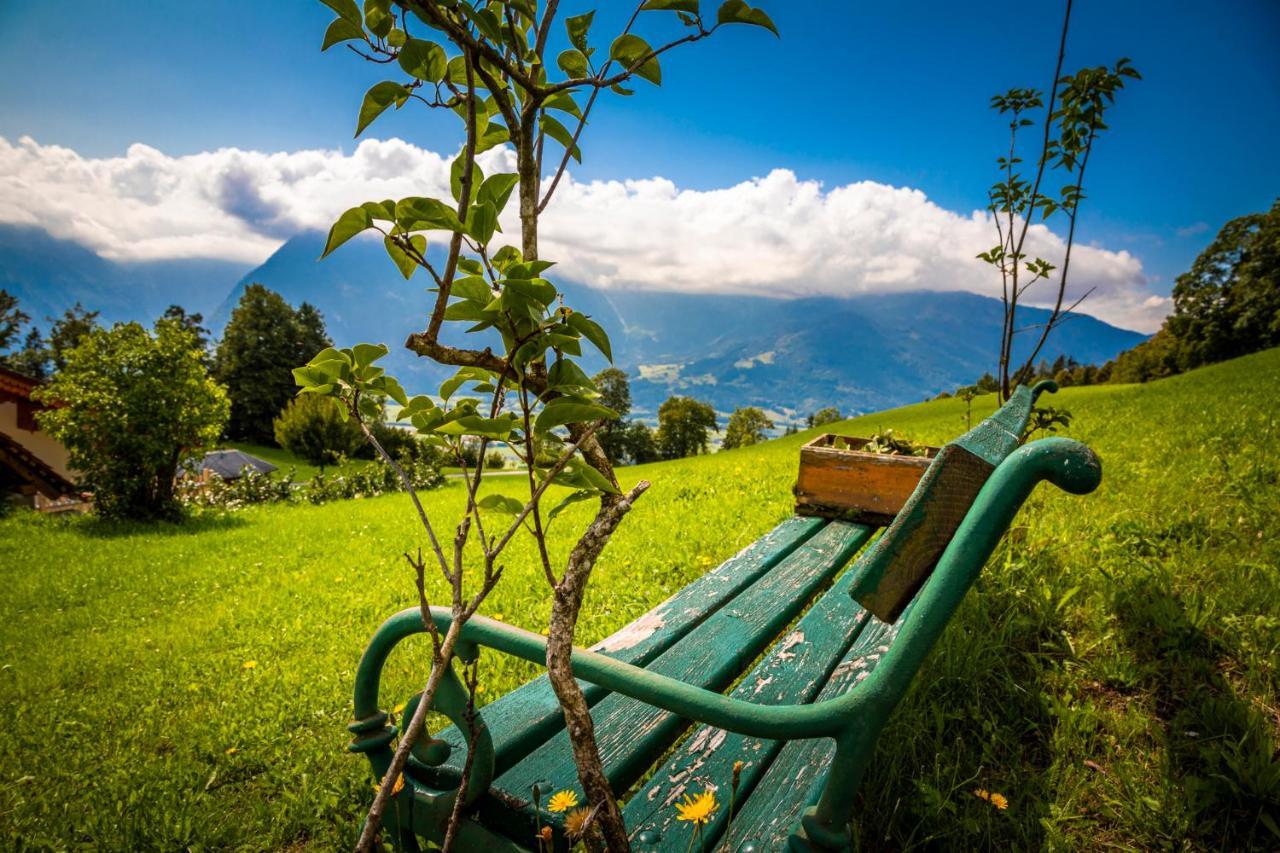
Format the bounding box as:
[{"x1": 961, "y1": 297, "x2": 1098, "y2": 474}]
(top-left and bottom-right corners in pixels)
[{"x1": 788, "y1": 726, "x2": 881, "y2": 852}]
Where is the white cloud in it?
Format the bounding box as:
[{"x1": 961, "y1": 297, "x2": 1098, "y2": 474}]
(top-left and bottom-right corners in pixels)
[
  {"x1": 734, "y1": 351, "x2": 776, "y2": 369},
  {"x1": 0, "y1": 134, "x2": 1166, "y2": 331}
]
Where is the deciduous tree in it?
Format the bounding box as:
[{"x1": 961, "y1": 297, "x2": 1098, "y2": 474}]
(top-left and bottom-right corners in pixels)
[
  {"x1": 722, "y1": 406, "x2": 773, "y2": 449},
  {"x1": 35, "y1": 318, "x2": 228, "y2": 520},
  {"x1": 657, "y1": 396, "x2": 718, "y2": 459}
]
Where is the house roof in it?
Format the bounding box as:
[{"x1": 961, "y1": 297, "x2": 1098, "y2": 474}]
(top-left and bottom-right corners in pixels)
[
  {"x1": 0, "y1": 365, "x2": 40, "y2": 402},
  {"x1": 195, "y1": 449, "x2": 278, "y2": 480}
]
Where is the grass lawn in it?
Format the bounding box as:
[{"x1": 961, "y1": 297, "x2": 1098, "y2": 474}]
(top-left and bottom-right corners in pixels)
[
  {"x1": 1, "y1": 349, "x2": 1277, "y2": 850},
  {"x1": 223, "y1": 441, "x2": 375, "y2": 482}
]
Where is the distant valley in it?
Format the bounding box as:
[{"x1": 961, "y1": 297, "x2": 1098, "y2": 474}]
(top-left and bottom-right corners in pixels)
[{"x1": 1, "y1": 224, "x2": 1147, "y2": 423}]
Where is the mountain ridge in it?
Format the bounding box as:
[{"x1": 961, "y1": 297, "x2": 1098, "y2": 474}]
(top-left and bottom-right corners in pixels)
[{"x1": 2, "y1": 224, "x2": 1147, "y2": 420}]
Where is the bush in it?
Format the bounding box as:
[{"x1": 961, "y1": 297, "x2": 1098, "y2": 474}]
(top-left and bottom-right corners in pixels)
[
  {"x1": 485, "y1": 450, "x2": 507, "y2": 470},
  {"x1": 35, "y1": 319, "x2": 228, "y2": 521},
  {"x1": 272, "y1": 394, "x2": 362, "y2": 466},
  {"x1": 177, "y1": 456, "x2": 444, "y2": 511}
]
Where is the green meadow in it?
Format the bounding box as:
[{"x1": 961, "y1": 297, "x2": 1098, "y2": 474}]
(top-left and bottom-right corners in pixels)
[{"x1": 1, "y1": 349, "x2": 1277, "y2": 850}]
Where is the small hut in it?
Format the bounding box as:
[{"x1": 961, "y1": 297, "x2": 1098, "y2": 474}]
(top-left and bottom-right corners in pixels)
[{"x1": 190, "y1": 449, "x2": 278, "y2": 482}]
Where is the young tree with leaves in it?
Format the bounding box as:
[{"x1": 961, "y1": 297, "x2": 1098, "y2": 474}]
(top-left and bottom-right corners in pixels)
[
  {"x1": 307, "y1": 1, "x2": 777, "y2": 848},
  {"x1": 977, "y1": 0, "x2": 1139, "y2": 400}
]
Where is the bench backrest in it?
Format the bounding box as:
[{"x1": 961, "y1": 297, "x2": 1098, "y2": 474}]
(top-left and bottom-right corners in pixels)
[{"x1": 848, "y1": 380, "x2": 1057, "y2": 622}]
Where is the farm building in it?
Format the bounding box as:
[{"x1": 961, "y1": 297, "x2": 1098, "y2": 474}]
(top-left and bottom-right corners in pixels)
[
  {"x1": 0, "y1": 365, "x2": 82, "y2": 511},
  {"x1": 186, "y1": 449, "x2": 277, "y2": 482}
]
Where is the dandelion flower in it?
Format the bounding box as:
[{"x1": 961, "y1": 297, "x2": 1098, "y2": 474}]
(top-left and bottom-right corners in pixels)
[
  {"x1": 371, "y1": 774, "x2": 405, "y2": 795},
  {"x1": 564, "y1": 806, "x2": 593, "y2": 838},
  {"x1": 539, "y1": 826, "x2": 553, "y2": 843},
  {"x1": 989, "y1": 792, "x2": 1009, "y2": 810},
  {"x1": 675, "y1": 789, "x2": 718, "y2": 825},
  {"x1": 973, "y1": 788, "x2": 990, "y2": 802},
  {"x1": 547, "y1": 789, "x2": 578, "y2": 812},
  {"x1": 241, "y1": 660, "x2": 257, "y2": 669}
]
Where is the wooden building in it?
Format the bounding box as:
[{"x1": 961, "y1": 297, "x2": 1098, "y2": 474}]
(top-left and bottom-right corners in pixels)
[{"x1": 0, "y1": 365, "x2": 83, "y2": 511}]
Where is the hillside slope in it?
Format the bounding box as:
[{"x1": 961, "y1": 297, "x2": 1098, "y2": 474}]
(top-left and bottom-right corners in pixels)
[{"x1": 0, "y1": 349, "x2": 1275, "y2": 850}]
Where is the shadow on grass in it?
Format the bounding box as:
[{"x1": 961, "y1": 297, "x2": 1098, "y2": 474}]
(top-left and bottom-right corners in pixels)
[
  {"x1": 70, "y1": 510, "x2": 250, "y2": 539},
  {"x1": 1114, "y1": 572, "x2": 1280, "y2": 850},
  {"x1": 850, "y1": 553, "x2": 1070, "y2": 851}
]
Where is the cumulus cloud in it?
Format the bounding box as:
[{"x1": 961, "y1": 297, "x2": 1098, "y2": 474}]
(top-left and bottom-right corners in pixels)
[{"x1": 0, "y1": 134, "x2": 1167, "y2": 330}]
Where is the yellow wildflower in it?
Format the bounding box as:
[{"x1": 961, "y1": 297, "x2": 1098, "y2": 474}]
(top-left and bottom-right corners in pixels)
[
  {"x1": 371, "y1": 774, "x2": 405, "y2": 795},
  {"x1": 675, "y1": 789, "x2": 717, "y2": 825},
  {"x1": 974, "y1": 788, "x2": 1008, "y2": 810},
  {"x1": 538, "y1": 826, "x2": 553, "y2": 843},
  {"x1": 564, "y1": 806, "x2": 593, "y2": 838},
  {"x1": 547, "y1": 789, "x2": 578, "y2": 812},
  {"x1": 241, "y1": 660, "x2": 257, "y2": 669}
]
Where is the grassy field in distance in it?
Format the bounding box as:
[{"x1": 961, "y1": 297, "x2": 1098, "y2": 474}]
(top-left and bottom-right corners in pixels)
[{"x1": 1, "y1": 348, "x2": 1276, "y2": 850}]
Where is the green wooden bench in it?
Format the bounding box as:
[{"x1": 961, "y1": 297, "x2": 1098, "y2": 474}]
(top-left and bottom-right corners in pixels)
[{"x1": 349, "y1": 382, "x2": 1101, "y2": 851}]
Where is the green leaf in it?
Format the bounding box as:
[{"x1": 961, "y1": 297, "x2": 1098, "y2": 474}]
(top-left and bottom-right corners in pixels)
[
  {"x1": 450, "y1": 275, "x2": 493, "y2": 302},
  {"x1": 534, "y1": 397, "x2": 616, "y2": 434},
  {"x1": 466, "y1": 201, "x2": 498, "y2": 244},
  {"x1": 557, "y1": 48, "x2": 589, "y2": 78},
  {"x1": 566, "y1": 312, "x2": 612, "y2": 362},
  {"x1": 609, "y1": 34, "x2": 661, "y2": 85},
  {"x1": 543, "y1": 93, "x2": 584, "y2": 124},
  {"x1": 478, "y1": 173, "x2": 520, "y2": 215},
  {"x1": 642, "y1": 0, "x2": 700, "y2": 11},
  {"x1": 574, "y1": 461, "x2": 620, "y2": 494},
  {"x1": 475, "y1": 122, "x2": 510, "y2": 154},
  {"x1": 371, "y1": 374, "x2": 409, "y2": 407},
  {"x1": 505, "y1": 278, "x2": 557, "y2": 307},
  {"x1": 322, "y1": 17, "x2": 365, "y2": 50},
  {"x1": 397, "y1": 38, "x2": 447, "y2": 82},
  {"x1": 319, "y1": 0, "x2": 362, "y2": 27},
  {"x1": 716, "y1": 1, "x2": 778, "y2": 36},
  {"x1": 611, "y1": 83, "x2": 635, "y2": 97},
  {"x1": 352, "y1": 342, "x2": 389, "y2": 367},
  {"x1": 565, "y1": 11, "x2": 594, "y2": 53},
  {"x1": 396, "y1": 196, "x2": 465, "y2": 232},
  {"x1": 384, "y1": 234, "x2": 425, "y2": 279},
  {"x1": 442, "y1": 301, "x2": 487, "y2": 322},
  {"x1": 457, "y1": 257, "x2": 484, "y2": 276},
  {"x1": 322, "y1": 206, "x2": 374, "y2": 258},
  {"x1": 547, "y1": 489, "x2": 595, "y2": 522},
  {"x1": 547, "y1": 358, "x2": 596, "y2": 393},
  {"x1": 356, "y1": 81, "x2": 409, "y2": 137},
  {"x1": 539, "y1": 114, "x2": 581, "y2": 162},
  {"x1": 478, "y1": 494, "x2": 525, "y2": 514}
]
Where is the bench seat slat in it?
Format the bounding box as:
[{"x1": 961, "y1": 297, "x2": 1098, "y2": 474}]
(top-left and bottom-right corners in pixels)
[
  {"x1": 720, "y1": 612, "x2": 907, "y2": 851},
  {"x1": 480, "y1": 521, "x2": 875, "y2": 842},
  {"x1": 418, "y1": 516, "x2": 825, "y2": 785},
  {"x1": 624, "y1": 562, "x2": 875, "y2": 851}
]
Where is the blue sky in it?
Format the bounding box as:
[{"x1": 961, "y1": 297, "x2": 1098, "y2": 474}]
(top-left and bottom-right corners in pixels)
[{"x1": 1, "y1": 0, "x2": 1277, "y2": 327}]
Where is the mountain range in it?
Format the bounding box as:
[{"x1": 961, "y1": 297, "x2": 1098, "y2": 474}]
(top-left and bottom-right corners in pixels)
[{"x1": 2, "y1": 224, "x2": 1148, "y2": 422}]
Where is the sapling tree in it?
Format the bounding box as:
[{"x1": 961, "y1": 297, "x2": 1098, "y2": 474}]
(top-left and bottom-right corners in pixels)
[
  {"x1": 977, "y1": 0, "x2": 1140, "y2": 400},
  {"x1": 304, "y1": 1, "x2": 777, "y2": 849}
]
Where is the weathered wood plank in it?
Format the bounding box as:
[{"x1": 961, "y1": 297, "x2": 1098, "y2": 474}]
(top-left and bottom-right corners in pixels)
[
  {"x1": 479, "y1": 521, "x2": 875, "y2": 845},
  {"x1": 624, "y1": 561, "x2": 875, "y2": 852},
  {"x1": 719, "y1": 613, "x2": 907, "y2": 852},
  {"x1": 417, "y1": 516, "x2": 826, "y2": 786},
  {"x1": 849, "y1": 382, "x2": 1044, "y2": 622}
]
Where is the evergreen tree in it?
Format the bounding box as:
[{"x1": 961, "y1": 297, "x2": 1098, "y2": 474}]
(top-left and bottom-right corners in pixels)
[{"x1": 213, "y1": 284, "x2": 333, "y2": 443}]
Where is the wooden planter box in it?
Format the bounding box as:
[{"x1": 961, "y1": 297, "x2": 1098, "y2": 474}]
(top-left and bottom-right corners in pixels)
[{"x1": 795, "y1": 435, "x2": 940, "y2": 524}]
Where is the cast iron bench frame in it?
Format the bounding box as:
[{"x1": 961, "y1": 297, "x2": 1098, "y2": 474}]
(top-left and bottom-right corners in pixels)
[{"x1": 349, "y1": 382, "x2": 1101, "y2": 851}]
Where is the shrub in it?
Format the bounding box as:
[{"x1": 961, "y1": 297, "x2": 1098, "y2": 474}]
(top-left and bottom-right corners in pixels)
[
  {"x1": 35, "y1": 319, "x2": 228, "y2": 520},
  {"x1": 485, "y1": 451, "x2": 506, "y2": 470},
  {"x1": 272, "y1": 394, "x2": 362, "y2": 467}
]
